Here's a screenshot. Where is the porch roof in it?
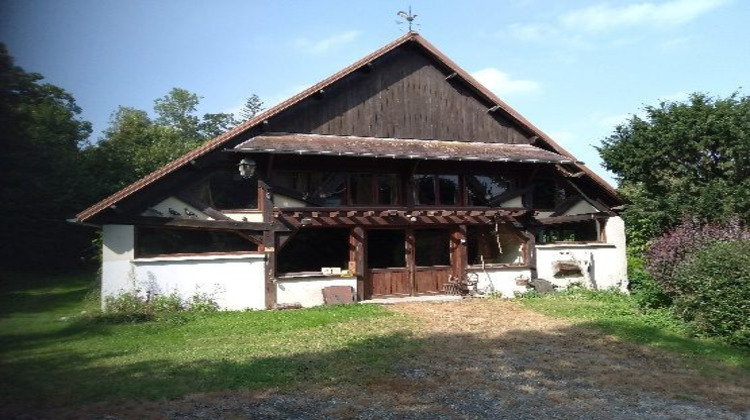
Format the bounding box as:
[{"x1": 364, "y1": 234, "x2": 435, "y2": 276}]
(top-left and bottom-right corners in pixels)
[{"x1": 233, "y1": 133, "x2": 576, "y2": 164}]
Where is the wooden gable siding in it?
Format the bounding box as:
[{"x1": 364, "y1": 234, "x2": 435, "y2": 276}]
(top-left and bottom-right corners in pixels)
[{"x1": 269, "y1": 46, "x2": 531, "y2": 144}]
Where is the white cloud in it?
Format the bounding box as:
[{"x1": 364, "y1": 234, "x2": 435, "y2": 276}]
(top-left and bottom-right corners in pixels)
[
  {"x1": 560, "y1": 0, "x2": 728, "y2": 33},
  {"x1": 597, "y1": 113, "x2": 631, "y2": 128},
  {"x1": 506, "y1": 23, "x2": 555, "y2": 43},
  {"x1": 470, "y1": 68, "x2": 541, "y2": 96},
  {"x1": 548, "y1": 130, "x2": 577, "y2": 145},
  {"x1": 293, "y1": 30, "x2": 361, "y2": 55},
  {"x1": 658, "y1": 90, "x2": 690, "y2": 103},
  {"x1": 505, "y1": 0, "x2": 728, "y2": 48}
]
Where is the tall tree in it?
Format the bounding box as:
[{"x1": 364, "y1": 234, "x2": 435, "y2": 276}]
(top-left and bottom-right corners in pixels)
[
  {"x1": 0, "y1": 44, "x2": 93, "y2": 269},
  {"x1": 598, "y1": 92, "x2": 750, "y2": 251},
  {"x1": 87, "y1": 88, "x2": 254, "y2": 200},
  {"x1": 239, "y1": 93, "x2": 264, "y2": 120}
]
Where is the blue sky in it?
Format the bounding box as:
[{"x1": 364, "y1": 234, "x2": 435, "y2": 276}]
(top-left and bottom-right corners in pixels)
[{"x1": 2, "y1": 0, "x2": 749, "y2": 185}]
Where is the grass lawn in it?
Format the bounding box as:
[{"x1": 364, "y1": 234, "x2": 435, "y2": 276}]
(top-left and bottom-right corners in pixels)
[
  {"x1": 0, "y1": 271, "x2": 420, "y2": 410},
  {"x1": 518, "y1": 288, "x2": 750, "y2": 371},
  {"x1": 2, "y1": 272, "x2": 748, "y2": 413}
]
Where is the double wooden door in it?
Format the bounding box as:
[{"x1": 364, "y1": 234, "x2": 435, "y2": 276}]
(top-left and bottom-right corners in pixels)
[{"x1": 366, "y1": 228, "x2": 453, "y2": 299}]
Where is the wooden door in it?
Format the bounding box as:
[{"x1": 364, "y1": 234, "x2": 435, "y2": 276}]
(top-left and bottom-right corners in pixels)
[
  {"x1": 367, "y1": 229, "x2": 409, "y2": 298},
  {"x1": 413, "y1": 229, "x2": 452, "y2": 294},
  {"x1": 365, "y1": 228, "x2": 453, "y2": 299}
]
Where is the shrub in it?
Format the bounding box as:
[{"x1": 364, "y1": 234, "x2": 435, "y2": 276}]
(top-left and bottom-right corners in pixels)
[
  {"x1": 103, "y1": 291, "x2": 154, "y2": 322},
  {"x1": 628, "y1": 255, "x2": 671, "y2": 309},
  {"x1": 188, "y1": 291, "x2": 220, "y2": 312},
  {"x1": 671, "y1": 241, "x2": 750, "y2": 347},
  {"x1": 645, "y1": 217, "x2": 750, "y2": 296},
  {"x1": 152, "y1": 292, "x2": 185, "y2": 313},
  {"x1": 102, "y1": 289, "x2": 219, "y2": 323}
]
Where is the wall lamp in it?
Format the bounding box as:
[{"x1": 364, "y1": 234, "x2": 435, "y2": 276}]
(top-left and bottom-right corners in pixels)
[{"x1": 238, "y1": 158, "x2": 256, "y2": 179}]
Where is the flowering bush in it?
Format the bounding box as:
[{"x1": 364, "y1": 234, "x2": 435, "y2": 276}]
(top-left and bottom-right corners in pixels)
[
  {"x1": 645, "y1": 217, "x2": 750, "y2": 297},
  {"x1": 671, "y1": 241, "x2": 750, "y2": 347}
]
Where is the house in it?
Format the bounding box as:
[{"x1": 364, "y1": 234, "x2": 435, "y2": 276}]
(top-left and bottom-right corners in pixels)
[{"x1": 76, "y1": 32, "x2": 627, "y2": 310}]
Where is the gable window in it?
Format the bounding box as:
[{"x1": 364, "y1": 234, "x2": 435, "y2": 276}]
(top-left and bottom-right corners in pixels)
[
  {"x1": 536, "y1": 220, "x2": 600, "y2": 244},
  {"x1": 467, "y1": 225, "x2": 525, "y2": 266},
  {"x1": 466, "y1": 175, "x2": 510, "y2": 206},
  {"x1": 413, "y1": 174, "x2": 460, "y2": 206},
  {"x1": 189, "y1": 169, "x2": 258, "y2": 210},
  {"x1": 136, "y1": 227, "x2": 259, "y2": 258},
  {"x1": 277, "y1": 228, "x2": 350, "y2": 273},
  {"x1": 274, "y1": 172, "x2": 346, "y2": 206}
]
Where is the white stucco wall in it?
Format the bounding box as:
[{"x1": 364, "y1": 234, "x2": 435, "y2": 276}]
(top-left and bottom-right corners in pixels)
[
  {"x1": 469, "y1": 266, "x2": 532, "y2": 298},
  {"x1": 101, "y1": 224, "x2": 136, "y2": 304},
  {"x1": 224, "y1": 211, "x2": 264, "y2": 222},
  {"x1": 144, "y1": 197, "x2": 212, "y2": 219},
  {"x1": 536, "y1": 216, "x2": 628, "y2": 291},
  {"x1": 276, "y1": 276, "x2": 358, "y2": 308},
  {"x1": 101, "y1": 224, "x2": 266, "y2": 310}
]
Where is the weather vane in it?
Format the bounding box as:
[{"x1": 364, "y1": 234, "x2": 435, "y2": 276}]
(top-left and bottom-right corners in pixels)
[{"x1": 397, "y1": 6, "x2": 418, "y2": 32}]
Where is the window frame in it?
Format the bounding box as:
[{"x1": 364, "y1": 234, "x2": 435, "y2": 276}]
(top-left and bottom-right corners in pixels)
[
  {"x1": 134, "y1": 226, "x2": 261, "y2": 259},
  {"x1": 535, "y1": 219, "x2": 602, "y2": 244},
  {"x1": 466, "y1": 224, "x2": 528, "y2": 268}
]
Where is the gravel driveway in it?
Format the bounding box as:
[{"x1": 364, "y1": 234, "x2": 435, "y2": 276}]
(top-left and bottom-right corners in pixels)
[{"x1": 56, "y1": 299, "x2": 750, "y2": 419}]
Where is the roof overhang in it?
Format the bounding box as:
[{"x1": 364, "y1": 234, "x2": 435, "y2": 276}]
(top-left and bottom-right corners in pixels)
[{"x1": 232, "y1": 133, "x2": 576, "y2": 164}]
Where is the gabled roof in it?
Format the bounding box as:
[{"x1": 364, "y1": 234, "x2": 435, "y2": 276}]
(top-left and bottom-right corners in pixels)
[
  {"x1": 235, "y1": 133, "x2": 576, "y2": 164},
  {"x1": 77, "y1": 32, "x2": 619, "y2": 222}
]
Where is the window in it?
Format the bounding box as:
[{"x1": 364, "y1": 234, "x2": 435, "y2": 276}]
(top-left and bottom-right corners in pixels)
[
  {"x1": 413, "y1": 174, "x2": 460, "y2": 206},
  {"x1": 530, "y1": 180, "x2": 577, "y2": 210},
  {"x1": 536, "y1": 220, "x2": 600, "y2": 244},
  {"x1": 277, "y1": 228, "x2": 350, "y2": 273},
  {"x1": 350, "y1": 173, "x2": 399, "y2": 205},
  {"x1": 189, "y1": 169, "x2": 258, "y2": 209},
  {"x1": 367, "y1": 230, "x2": 406, "y2": 268},
  {"x1": 467, "y1": 225, "x2": 525, "y2": 265},
  {"x1": 274, "y1": 172, "x2": 346, "y2": 206},
  {"x1": 466, "y1": 175, "x2": 510, "y2": 206},
  {"x1": 136, "y1": 227, "x2": 258, "y2": 258},
  {"x1": 532, "y1": 181, "x2": 557, "y2": 209},
  {"x1": 415, "y1": 229, "x2": 450, "y2": 266}
]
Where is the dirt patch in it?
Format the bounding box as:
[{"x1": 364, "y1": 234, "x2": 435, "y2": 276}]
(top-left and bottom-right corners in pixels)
[{"x1": 33, "y1": 299, "x2": 750, "y2": 419}]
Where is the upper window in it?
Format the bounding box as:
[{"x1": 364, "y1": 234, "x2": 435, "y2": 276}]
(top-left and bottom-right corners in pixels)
[
  {"x1": 350, "y1": 173, "x2": 399, "y2": 205},
  {"x1": 274, "y1": 171, "x2": 345, "y2": 206},
  {"x1": 136, "y1": 227, "x2": 258, "y2": 258},
  {"x1": 536, "y1": 220, "x2": 600, "y2": 244},
  {"x1": 189, "y1": 169, "x2": 258, "y2": 210},
  {"x1": 466, "y1": 175, "x2": 510, "y2": 206},
  {"x1": 413, "y1": 174, "x2": 459, "y2": 206}
]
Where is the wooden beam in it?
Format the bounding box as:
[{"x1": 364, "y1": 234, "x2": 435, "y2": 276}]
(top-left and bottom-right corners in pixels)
[
  {"x1": 534, "y1": 213, "x2": 608, "y2": 225},
  {"x1": 350, "y1": 227, "x2": 365, "y2": 301},
  {"x1": 174, "y1": 193, "x2": 233, "y2": 221},
  {"x1": 520, "y1": 230, "x2": 538, "y2": 280},
  {"x1": 98, "y1": 216, "x2": 274, "y2": 231},
  {"x1": 451, "y1": 225, "x2": 467, "y2": 283},
  {"x1": 260, "y1": 180, "x2": 277, "y2": 309}
]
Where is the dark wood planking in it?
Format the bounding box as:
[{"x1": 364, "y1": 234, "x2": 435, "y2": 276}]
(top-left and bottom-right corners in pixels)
[
  {"x1": 414, "y1": 267, "x2": 451, "y2": 294},
  {"x1": 269, "y1": 47, "x2": 531, "y2": 144},
  {"x1": 370, "y1": 269, "x2": 411, "y2": 297}
]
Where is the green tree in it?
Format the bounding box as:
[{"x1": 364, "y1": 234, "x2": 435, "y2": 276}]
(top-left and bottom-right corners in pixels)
[
  {"x1": 0, "y1": 44, "x2": 94, "y2": 269},
  {"x1": 598, "y1": 92, "x2": 750, "y2": 252},
  {"x1": 239, "y1": 93, "x2": 264, "y2": 120},
  {"x1": 88, "y1": 88, "x2": 252, "y2": 198}
]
